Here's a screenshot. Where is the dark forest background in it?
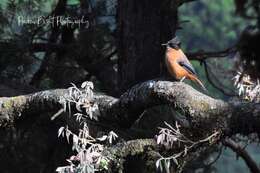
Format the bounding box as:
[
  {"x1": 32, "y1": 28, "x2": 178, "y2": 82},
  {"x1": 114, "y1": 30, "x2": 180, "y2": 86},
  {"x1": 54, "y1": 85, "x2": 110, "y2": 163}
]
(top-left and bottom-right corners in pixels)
[{"x1": 0, "y1": 0, "x2": 260, "y2": 172}]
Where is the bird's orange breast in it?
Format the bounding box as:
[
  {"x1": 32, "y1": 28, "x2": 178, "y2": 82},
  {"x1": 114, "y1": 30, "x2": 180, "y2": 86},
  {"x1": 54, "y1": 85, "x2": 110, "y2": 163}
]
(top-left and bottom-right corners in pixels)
[{"x1": 165, "y1": 48, "x2": 189, "y2": 80}]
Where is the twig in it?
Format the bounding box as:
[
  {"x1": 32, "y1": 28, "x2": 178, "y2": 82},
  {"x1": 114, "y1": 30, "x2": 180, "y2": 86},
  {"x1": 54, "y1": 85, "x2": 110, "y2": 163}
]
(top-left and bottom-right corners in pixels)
[
  {"x1": 223, "y1": 138, "x2": 260, "y2": 173},
  {"x1": 203, "y1": 61, "x2": 237, "y2": 96},
  {"x1": 206, "y1": 146, "x2": 223, "y2": 166},
  {"x1": 156, "y1": 122, "x2": 220, "y2": 170}
]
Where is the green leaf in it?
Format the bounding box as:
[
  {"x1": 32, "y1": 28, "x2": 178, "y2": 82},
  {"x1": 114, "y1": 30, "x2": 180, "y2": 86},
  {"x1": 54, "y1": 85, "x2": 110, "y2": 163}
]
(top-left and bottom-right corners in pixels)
[{"x1": 67, "y1": 0, "x2": 80, "y2": 6}]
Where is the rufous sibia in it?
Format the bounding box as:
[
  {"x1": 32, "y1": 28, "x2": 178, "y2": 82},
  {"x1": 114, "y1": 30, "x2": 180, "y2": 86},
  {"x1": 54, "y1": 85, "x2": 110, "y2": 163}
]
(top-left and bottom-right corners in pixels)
[{"x1": 163, "y1": 36, "x2": 206, "y2": 91}]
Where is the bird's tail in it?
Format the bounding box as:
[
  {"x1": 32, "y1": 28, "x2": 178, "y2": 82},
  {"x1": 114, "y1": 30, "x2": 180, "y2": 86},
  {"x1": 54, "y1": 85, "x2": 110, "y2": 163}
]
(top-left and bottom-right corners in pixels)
[{"x1": 189, "y1": 74, "x2": 207, "y2": 92}]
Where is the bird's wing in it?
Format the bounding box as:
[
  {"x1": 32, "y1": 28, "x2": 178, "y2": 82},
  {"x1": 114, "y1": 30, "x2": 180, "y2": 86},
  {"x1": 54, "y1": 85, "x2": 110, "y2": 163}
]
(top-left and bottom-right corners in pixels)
[{"x1": 179, "y1": 60, "x2": 197, "y2": 76}]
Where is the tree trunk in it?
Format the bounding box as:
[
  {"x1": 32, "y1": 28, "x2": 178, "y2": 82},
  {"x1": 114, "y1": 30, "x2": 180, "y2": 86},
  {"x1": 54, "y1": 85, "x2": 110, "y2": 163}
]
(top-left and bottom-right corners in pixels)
[{"x1": 117, "y1": 0, "x2": 178, "y2": 93}]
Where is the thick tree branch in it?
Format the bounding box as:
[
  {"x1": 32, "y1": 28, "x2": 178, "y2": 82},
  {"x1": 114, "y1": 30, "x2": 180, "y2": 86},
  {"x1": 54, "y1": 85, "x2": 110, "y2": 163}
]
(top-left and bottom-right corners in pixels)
[
  {"x1": 103, "y1": 138, "x2": 157, "y2": 159},
  {"x1": 0, "y1": 89, "x2": 65, "y2": 127},
  {"x1": 1, "y1": 80, "x2": 260, "y2": 137},
  {"x1": 101, "y1": 139, "x2": 160, "y2": 172},
  {"x1": 103, "y1": 80, "x2": 230, "y2": 127}
]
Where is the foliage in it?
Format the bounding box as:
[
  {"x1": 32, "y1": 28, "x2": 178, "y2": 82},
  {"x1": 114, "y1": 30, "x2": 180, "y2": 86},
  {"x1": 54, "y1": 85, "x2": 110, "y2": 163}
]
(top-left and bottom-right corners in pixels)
[
  {"x1": 233, "y1": 71, "x2": 260, "y2": 102},
  {"x1": 179, "y1": 0, "x2": 249, "y2": 51},
  {"x1": 57, "y1": 81, "x2": 118, "y2": 173},
  {"x1": 156, "y1": 122, "x2": 220, "y2": 172}
]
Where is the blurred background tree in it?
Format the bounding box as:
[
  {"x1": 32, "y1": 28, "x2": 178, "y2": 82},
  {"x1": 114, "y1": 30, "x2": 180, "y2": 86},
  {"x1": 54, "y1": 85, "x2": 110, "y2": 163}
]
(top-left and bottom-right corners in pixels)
[{"x1": 179, "y1": 0, "x2": 250, "y2": 99}]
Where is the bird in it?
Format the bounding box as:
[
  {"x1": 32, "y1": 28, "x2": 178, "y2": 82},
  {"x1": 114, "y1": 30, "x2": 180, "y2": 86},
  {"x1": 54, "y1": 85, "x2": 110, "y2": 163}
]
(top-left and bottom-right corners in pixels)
[{"x1": 163, "y1": 36, "x2": 207, "y2": 91}]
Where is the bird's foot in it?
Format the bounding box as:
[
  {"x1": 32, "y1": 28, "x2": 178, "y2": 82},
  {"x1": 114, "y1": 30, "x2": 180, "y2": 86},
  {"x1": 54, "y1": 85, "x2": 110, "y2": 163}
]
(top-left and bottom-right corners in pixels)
[{"x1": 180, "y1": 76, "x2": 186, "y2": 82}]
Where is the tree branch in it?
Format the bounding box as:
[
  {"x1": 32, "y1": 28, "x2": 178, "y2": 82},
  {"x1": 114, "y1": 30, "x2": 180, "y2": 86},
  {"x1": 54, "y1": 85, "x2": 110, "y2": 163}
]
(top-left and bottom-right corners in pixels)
[
  {"x1": 222, "y1": 138, "x2": 260, "y2": 173},
  {"x1": 187, "y1": 47, "x2": 236, "y2": 61},
  {"x1": 101, "y1": 138, "x2": 164, "y2": 172},
  {"x1": 0, "y1": 79, "x2": 259, "y2": 135},
  {"x1": 203, "y1": 61, "x2": 237, "y2": 96},
  {"x1": 0, "y1": 42, "x2": 68, "y2": 53}
]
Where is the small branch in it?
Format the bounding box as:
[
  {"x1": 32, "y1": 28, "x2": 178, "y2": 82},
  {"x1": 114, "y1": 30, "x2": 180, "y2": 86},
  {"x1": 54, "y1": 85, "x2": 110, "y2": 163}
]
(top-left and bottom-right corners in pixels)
[
  {"x1": 0, "y1": 42, "x2": 68, "y2": 53},
  {"x1": 223, "y1": 138, "x2": 260, "y2": 173},
  {"x1": 187, "y1": 47, "x2": 236, "y2": 61},
  {"x1": 156, "y1": 123, "x2": 220, "y2": 168},
  {"x1": 30, "y1": 43, "x2": 69, "y2": 52},
  {"x1": 203, "y1": 61, "x2": 237, "y2": 96}
]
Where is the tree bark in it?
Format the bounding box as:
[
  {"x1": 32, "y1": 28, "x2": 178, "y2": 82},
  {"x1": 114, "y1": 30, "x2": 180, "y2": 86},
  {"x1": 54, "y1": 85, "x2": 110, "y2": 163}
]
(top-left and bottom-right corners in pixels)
[
  {"x1": 1, "y1": 80, "x2": 260, "y2": 137},
  {"x1": 117, "y1": 0, "x2": 178, "y2": 93}
]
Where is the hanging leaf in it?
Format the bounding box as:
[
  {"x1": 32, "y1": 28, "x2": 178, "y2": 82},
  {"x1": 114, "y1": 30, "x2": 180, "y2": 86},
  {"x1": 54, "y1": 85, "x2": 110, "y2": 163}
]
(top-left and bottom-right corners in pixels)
[
  {"x1": 58, "y1": 127, "x2": 65, "y2": 137},
  {"x1": 81, "y1": 81, "x2": 87, "y2": 88},
  {"x1": 155, "y1": 159, "x2": 160, "y2": 169},
  {"x1": 97, "y1": 135, "x2": 108, "y2": 142}
]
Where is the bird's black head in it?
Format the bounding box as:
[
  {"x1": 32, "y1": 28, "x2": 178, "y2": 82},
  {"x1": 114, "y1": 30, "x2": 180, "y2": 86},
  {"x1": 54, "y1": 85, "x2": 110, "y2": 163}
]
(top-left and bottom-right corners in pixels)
[{"x1": 167, "y1": 36, "x2": 181, "y2": 49}]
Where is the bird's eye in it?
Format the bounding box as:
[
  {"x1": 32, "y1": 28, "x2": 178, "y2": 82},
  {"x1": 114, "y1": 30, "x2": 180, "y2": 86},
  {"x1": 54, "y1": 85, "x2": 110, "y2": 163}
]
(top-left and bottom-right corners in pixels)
[{"x1": 169, "y1": 43, "x2": 176, "y2": 48}]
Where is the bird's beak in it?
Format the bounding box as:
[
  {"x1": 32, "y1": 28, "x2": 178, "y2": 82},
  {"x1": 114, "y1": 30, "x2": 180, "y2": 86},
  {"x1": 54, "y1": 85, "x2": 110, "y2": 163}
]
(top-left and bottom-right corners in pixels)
[{"x1": 161, "y1": 43, "x2": 168, "y2": 46}]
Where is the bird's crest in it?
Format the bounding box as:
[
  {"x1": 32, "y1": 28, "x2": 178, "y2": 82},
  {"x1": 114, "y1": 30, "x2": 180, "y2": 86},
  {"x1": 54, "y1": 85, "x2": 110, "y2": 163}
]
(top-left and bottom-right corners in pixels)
[{"x1": 162, "y1": 36, "x2": 181, "y2": 49}]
